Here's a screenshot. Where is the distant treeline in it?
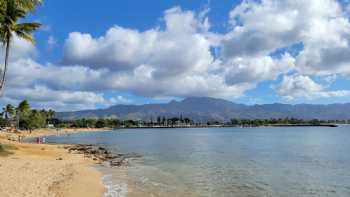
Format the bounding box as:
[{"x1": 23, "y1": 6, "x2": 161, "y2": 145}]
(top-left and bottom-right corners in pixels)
[
  {"x1": 54, "y1": 116, "x2": 195, "y2": 128},
  {"x1": 229, "y1": 118, "x2": 348, "y2": 127},
  {"x1": 1, "y1": 100, "x2": 349, "y2": 130},
  {"x1": 50, "y1": 117, "x2": 348, "y2": 129}
]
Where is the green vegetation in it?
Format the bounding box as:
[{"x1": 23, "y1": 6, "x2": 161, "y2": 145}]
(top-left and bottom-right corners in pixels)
[
  {"x1": 55, "y1": 116, "x2": 194, "y2": 128},
  {"x1": 0, "y1": 100, "x2": 55, "y2": 130},
  {"x1": 56, "y1": 117, "x2": 343, "y2": 128},
  {"x1": 228, "y1": 118, "x2": 342, "y2": 127},
  {"x1": 0, "y1": 0, "x2": 41, "y2": 91},
  {"x1": 0, "y1": 100, "x2": 345, "y2": 130}
]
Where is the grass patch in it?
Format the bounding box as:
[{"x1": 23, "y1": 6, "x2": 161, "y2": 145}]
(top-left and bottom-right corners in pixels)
[{"x1": 0, "y1": 144, "x2": 17, "y2": 156}]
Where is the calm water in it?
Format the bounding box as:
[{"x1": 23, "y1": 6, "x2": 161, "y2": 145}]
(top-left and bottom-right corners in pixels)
[{"x1": 46, "y1": 126, "x2": 350, "y2": 197}]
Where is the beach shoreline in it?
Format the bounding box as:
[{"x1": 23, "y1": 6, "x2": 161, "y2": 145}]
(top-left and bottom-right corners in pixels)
[{"x1": 0, "y1": 128, "x2": 111, "y2": 197}]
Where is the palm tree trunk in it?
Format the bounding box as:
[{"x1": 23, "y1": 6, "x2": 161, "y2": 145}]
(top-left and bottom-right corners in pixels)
[{"x1": 0, "y1": 35, "x2": 11, "y2": 93}]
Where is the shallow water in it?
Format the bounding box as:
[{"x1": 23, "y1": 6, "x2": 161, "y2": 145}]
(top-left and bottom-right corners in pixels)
[{"x1": 46, "y1": 126, "x2": 350, "y2": 197}]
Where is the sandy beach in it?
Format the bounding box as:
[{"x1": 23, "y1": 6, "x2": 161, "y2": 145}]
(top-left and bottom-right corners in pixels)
[
  {"x1": 0, "y1": 129, "x2": 107, "y2": 197},
  {"x1": 2, "y1": 127, "x2": 112, "y2": 139}
]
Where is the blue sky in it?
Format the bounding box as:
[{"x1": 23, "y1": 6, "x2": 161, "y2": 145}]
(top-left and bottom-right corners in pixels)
[
  {"x1": 2, "y1": 0, "x2": 350, "y2": 111},
  {"x1": 32, "y1": 1, "x2": 234, "y2": 60}
]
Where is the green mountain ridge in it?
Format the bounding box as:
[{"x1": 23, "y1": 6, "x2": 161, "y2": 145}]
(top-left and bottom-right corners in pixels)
[{"x1": 56, "y1": 97, "x2": 350, "y2": 121}]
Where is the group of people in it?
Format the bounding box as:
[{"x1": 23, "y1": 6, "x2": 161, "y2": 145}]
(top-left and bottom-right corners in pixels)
[{"x1": 36, "y1": 137, "x2": 46, "y2": 144}]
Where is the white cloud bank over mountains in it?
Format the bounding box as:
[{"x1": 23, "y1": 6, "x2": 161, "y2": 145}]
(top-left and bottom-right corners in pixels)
[
  {"x1": 275, "y1": 75, "x2": 350, "y2": 100},
  {"x1": 2, "y1": 0, "x2": 350, "y2": 110}
]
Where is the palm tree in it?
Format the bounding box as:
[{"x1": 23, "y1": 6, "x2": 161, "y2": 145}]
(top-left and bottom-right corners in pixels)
[
  {"x1": 17, "y1": 99, "x2": 30, "y2": 114},
  {"x1": 15, "y1": 99, "x2": 30, "y2": 129},
  {"x1": 47, "y1": 109, "x2": 55, "y2": 119},
  {"x1": 0, "y1": 0, "x2": 41, "y2": 92},
  {"x1": 2, "y1": 103, "x2": 15, "y2": 119}
]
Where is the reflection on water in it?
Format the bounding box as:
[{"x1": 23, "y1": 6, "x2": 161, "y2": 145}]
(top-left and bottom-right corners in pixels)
[{"x1": 47, "y1": 126, "x2": 350, "y2": 197}]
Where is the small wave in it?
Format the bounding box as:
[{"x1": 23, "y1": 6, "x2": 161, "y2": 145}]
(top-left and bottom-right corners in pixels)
[{"x1": 103, "y1": 175, "x2": 128, "y2": 197}]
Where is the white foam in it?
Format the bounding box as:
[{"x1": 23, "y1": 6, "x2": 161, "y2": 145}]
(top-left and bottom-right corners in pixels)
[{"x1": 102, "y1": 175, "x2": 128, "y2": 197}]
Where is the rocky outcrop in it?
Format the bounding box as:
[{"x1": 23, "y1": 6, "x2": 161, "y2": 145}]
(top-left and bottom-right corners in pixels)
[{"x1": 63, "y1": 144, "x2": 141, "y2": 167}]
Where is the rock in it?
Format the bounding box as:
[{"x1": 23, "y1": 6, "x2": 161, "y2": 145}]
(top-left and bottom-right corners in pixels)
[
  {"x1": 98, "y1": 147, "x2": 106, "y2": 151},
  {"x1": 64, "y1": 144, "x2": 141, "y2": 167},
  {"x1": 110, "y1": 159, "x2": 124, "y2": 167}
]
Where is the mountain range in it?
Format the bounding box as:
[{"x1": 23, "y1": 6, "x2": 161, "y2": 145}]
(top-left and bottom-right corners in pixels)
[{"x1": 56, "y1": 97, "x2": 350, "y2": 121}]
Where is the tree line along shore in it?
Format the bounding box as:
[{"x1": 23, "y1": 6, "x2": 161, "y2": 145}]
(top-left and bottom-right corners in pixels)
[{"x1": 0, "y1": 100, "x2": 345, "y2": 132}]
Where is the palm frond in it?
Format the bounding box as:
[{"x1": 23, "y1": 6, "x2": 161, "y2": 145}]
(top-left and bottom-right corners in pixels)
[
  {"x1": 6, "y1": 1, "x2": 27, "y2": 19},
  {"x1": 11, "y1": 7, "x2": 27, "y2": 19},
  {"x1": 13, "y1": 23, "x2": 39, "y2": 43},
  {"x1": 15, "y1": 0, "x2": 42, "y2": 11},
  {"x1": 14, "y1": 30, "x2": 33, "y2": 43},
  {"x1": 14, "y1": 22, "x2": 41, "y2": 32}
]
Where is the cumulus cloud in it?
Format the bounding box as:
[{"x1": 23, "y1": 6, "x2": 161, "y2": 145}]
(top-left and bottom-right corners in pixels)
[
  {"x1": 61, "y1": 7, "x2": 235, "y2": 98},
  {"x1": 3, "y1": 1, "x2": 350, "y2": 110},
  {"x1": 1, "y1": 58, "x2": 130, "y2": 111},
  {"x1": 0, "y1": 36, "x2": 36, "y2": 62},
  {"x1": 221, "y1": 0, "x2": 301, "y2": 58},
  {"x1": 275, "y1": 75, "x2": 350, "y2": 100},
  {"x1": 5, "y1": 85, "x2": 106, "y2": 108},
  {"x1": 61, "y1": 6, "x2": 297, "y2": 100},
  {"x1": 222, "y1": 0, "x2": 350, "y2": 99},
  {"x1": 294, "y1": 0, "x2": 350, "y2": 76},
  {"x1": 223, "y1": 54, "x2": 295, "y2": 85},
  {"x1": 223, "y1": 0, "x2": 350, "y2": 77},
  {"x1": 63, "y1": 7, "x2": 213, "y2": 78}
]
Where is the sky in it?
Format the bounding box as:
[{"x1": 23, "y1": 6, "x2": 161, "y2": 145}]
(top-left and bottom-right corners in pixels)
[{"x1": 2, "y1": 0, "x2": 350, "y2": 111}]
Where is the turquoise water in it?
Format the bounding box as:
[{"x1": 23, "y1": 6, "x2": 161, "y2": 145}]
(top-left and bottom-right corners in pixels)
[{"x1": 46, "y1": 126, "x2": 350, "y2": 197}]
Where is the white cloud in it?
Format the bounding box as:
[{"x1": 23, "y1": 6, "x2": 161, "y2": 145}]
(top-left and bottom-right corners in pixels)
[
  {"x1": 222, "y1": 0, "x2": 301, "y2": 58},
  {"x1": 61, "y1": 6, "x2": 297, "y2": 100},
  {"x1": 222, "y1": 0, "x2": 350, "y2": 99},
  {"x1": 60, "y1": 7, "x2": 235, "y2": 98},
  {"x1": 1, "y1": 58, "x2": 130, "y2": 111},
  {"x1": 294, "y1": 1, "x2": 350, "y2": 76},
  {"x1": 3, "y1": 1, "x2": 350, "y2": 110},
  {"x1": 222, "y1": 0, "x2": 350, "y2": 77},
  {"x1": 222, "y1": 54, "x2": 295, "y2": 85},
  {"x1": 47, "y1": 36, "x2": 57, "y2": 50},
  {"x1": 275, "y1": 74, "x2": 350, "y2": 100},
  {"x1": 0, "y1": 36, "x2": 36, "y2": 62},
  {"x1": 5, "y1": 85, "x2": 105, "y2": 108},
  {"x1": 63, "y1": 7, "x2": 213, "y2": 78}
]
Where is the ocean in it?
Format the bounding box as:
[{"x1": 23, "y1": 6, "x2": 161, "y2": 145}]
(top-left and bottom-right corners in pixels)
[{"x1": 46, "y1": 126, "x2": 350, "y2": 197}]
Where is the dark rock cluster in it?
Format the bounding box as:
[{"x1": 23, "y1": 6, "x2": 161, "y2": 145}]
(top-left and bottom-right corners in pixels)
[{"x1": 64, "y1": 144, "x2": 141, "y2": 167}]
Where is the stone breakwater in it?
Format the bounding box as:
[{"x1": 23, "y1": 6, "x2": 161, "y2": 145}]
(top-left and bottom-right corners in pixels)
[{"x1": 64, "y1": 144, "x2": 142, "y2": 167}]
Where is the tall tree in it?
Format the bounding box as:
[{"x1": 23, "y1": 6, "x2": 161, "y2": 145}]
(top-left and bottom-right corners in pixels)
[
  {"x1": 27, "y1": 109, "x2": 46, "y2": 129},
  {"x1": 17, "y1": 99, "x2": 30, "y2": 114},
  {"x1": 0, "y1": 0, "x2": 41, "y2": 92},
  {"x1": 16, "y1": 99, "x2": 30, "y2": 128},
  {"x1": 47, "y1": 109, "x2": 55, "y2": 119}
]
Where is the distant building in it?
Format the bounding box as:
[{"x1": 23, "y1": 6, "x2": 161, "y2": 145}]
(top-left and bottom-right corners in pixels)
[{"x1": 47, "y1": 124, "x2": 55, "y2": 129}]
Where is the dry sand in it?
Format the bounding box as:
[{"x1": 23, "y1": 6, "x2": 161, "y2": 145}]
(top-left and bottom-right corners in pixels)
[{"x1": 0, "y1": 130, "x2": 106, "y2": 197}]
